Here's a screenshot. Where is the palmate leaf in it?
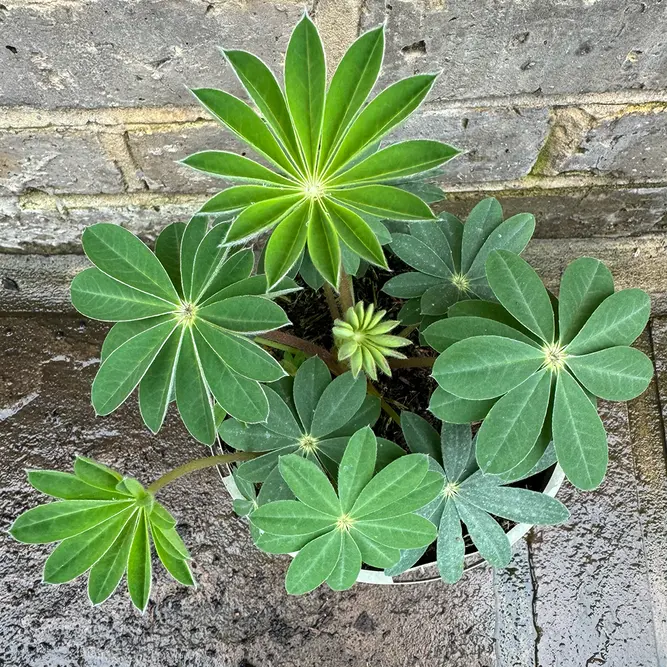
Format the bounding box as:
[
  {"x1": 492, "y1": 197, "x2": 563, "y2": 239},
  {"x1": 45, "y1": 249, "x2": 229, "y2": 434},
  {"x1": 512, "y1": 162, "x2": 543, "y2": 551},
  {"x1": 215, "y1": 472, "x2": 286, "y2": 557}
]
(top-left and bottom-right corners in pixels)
[
  {"x1": 72, "y1": 219, "x2": 291, "y2": 445},
  {"x1": 387, "y1": 416, "x2": 569, "y2": 582},
  {"x1": 383, "y1": 199, "x2": 535, "y2": 327},
  {"x1": 10, "y1": 458, "x2": 194, "y2": 612},
  {"x1": 429, "y1": 252, "x2": 652, "y2": 490},
  {"x1": 250, "y1": 428, "x2": 439, "y2": 594},
  {"x1": 220, "y1": 357, "x2": 391, "y2": 483},
  {"x1": 182, "y1": 18, "x2": 458, "y2": 288}
]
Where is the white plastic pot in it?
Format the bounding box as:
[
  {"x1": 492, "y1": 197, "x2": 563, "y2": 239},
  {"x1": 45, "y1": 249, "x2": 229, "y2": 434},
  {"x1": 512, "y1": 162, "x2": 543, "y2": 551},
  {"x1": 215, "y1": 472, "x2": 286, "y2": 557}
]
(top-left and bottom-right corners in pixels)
[{"x1": 221, "y1": 464, "x2": 566, "y2": 585}]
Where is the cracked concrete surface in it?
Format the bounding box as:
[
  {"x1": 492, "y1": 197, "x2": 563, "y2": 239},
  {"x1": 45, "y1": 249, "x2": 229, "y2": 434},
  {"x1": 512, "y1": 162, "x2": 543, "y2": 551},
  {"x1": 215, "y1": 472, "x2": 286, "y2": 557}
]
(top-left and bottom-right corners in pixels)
[{"x1": 1, "y1": 314, "x2": 666, "y2": 666}]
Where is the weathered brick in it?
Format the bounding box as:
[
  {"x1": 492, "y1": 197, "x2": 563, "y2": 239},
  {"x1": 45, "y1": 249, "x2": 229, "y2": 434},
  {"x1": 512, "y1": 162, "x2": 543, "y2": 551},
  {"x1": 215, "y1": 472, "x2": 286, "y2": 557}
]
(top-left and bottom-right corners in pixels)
[
  {"x1": 0, "y1": 129, "x2": 124, "y2": 195},
  {"x1": 397, "y1": 107, "x2": 550, "y2": 184},
  {"x1": 126, "y1": 123, "x2": 243, "y2": 194},
  {"x1": 0, "y1": 0, "x2": 304, "y2": 109},
  {"x1": 443, "y1": 186, "x2": 667, "y2": 238},
  {"x1": 361, "y1": 0, "x2": 667, "y2": 101},
  {"x1": 559, "y1": 108, "x2": 667, "y2": 180}
]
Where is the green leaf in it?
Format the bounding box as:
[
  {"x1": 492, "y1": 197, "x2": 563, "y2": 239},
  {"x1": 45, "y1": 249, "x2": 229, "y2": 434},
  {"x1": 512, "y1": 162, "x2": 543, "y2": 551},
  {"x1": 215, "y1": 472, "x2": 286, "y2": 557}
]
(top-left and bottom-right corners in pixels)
[
  {"x1": 179, "y1": 215, "x2": 208, "y2": 301},
  {"x1": 27, "y1": 471, "x2": 127, "y2": 501},
  {"x1": 200, "y1": 185, "x2": 290, "y2": 215},
  {"x1": 553, "y1": 370, "x2": 608, "y2": 490},
  {"x1": 558, "y1": 257, "x2": 615, "y2": 345},
  {"x1": 299, "y1": 249, "x2": 326, "y2": 290},
  {"x1": 420, "y1": 282, "x2": 459, "y2": 316},
  {"x1": 566, "y1": 289, "x2": 651, "y2": 355},
  {"x1": 10, "y1": 500, "x2": 133, "y2": 544},
  {"x1": 382, "y1": 272, "x2": 443, "y2": 299},
  {"x1": 338, "y1": 427, "x2": 377, "y2": 513},
  {"x1": 127, "y1": 511, "x2": 152, "y2": 612},
  {"x1": 223, "y1": 49, "x2": 302, "y2": 163},
  {"x1": 325, "y1": 199, "x2": 387, "y2": 268},
  {"x1": 327, "y1": 394, "x2": 381, "y2": 438},
  {"x1": 279, "y1": 455, "x2": 340, "y2": 516},
  {"x1": 448, "y1": 299, "x2": 538, "y2": 340},
  {"x1": 454, "y1": 499, "x2": 511, "y2": 567},
  {"x1": 423, "y1": 316, "x2": 538, "y2": 353},
  {"x1": 460, "y1": 198, "x2": 503, "y2": 273},
  {"x1": 437, "y1": 499, "x2": 465, "y2": 583},
  {"x1": 284, "y1": 14, "x2": 326, "y2": 172},
  {"x1": 74, "y1": 457, "x2": 123, "y2": 491},
  {"x1": 101, "y1": 318, "x2": 169, "y2": 362},
  {"x1": 193, "y1": 329, "x2": 268, "y2": 424},
  {"x1": 486, "y1": 250, "x2": 554, "y2": 343},
  {"x1": 435, "y1": 213, "x2": 463, "y2": 271},
  {"x1": 254, "y1": 531, "x2": 325, "y2": 555},
  {"x1": 150, "y1": 522, "x2": 189, "y2": 560},
  {"x1": 475, "y1": 370, "x2": 552, "y2": 475},
  {"x1": 199, "y1": 295, "x2": 289, "y2": 333},
  {"x1": 236, "y1": 445, "x2": 299, "y2": 483},
  {"x1": 410, "y1": 220, "x2": 455, "y2": 272},
  {"x1": 293, "y1": 356, "x2": 331, "y2": 433},
  {"x1": 311, "y1": 371, "x2": 367, "y2": 438},
  {"x1": 360, "y1": 471, "x2": 443, "y2": 520},
  {"x1": 355, "y1": 513, "x2": 436, "y2": 549},
  {"x1": 285, "y1": 529, "x2": 341, "y2": 595},
  {"x1": 181, "y1": 151, "x2": 295, "y2": 186},
  {"x1": 390, "y1": 233, "x2": 452, "y2": 279},
  {"x1": 351, "y1": 530, "x2": 400, "y2": 568},
  {"x1": 154, "y1": 222, "x2": 186, "y2": 299},
  {"x1": 265, "y1": 200, "x2": 310, "y2": 288},
  {"x1": 196, "y1": 320, "x2": 285, "y2": 382},
  {"x1": 326, "y1": 531, "x2": 362, "y2": 591},
  {"x1": 258, "y1": 385, "x2": 301, "y2": 438},
  {"x1": 432, "y1": 336, "x2": 544, "y2": 400},
  {"x1": 332, "y1": 185, "x2": 434, "y2": 221},
  {"x1": 192, "y1": 88, "x2": 298, "y2": 177},
  {"x1": 151, "y1": 526, "x2": 194, "y2": 587},
  {"x1": 138, "y1": 326, "x2": 183, "y2": 433},
  {"x1": 88, "y1": 512, "x2": 139, "y2": 605},
  {"x1": 566, "y1": 346, "x2": 653, "y2": 401},
  {"x1": 225, "y1": 194, "x2": 303, "y2": 245},
  {"x1": 325, "y1": 76, "x2": 437, "y2": 177},
  {"x1": 189, "y1": 223, "x2": 234, "y2": 303},
  {"x1": 441, "y1": 422, "x2": 475, "y2": 483},
  {"x1": 250, "y1": 500, "x2": 336, "y2": 535},
  {"x1": 319, "y1": 26, "x2": 384, "y2": 165},
  {"x1": 81, "y1": 224, "x2": 179, "y2": 304},
  {"x1": 401, "y1": 412, "x2": 441, "y2": 462},
  {"x1": 175, "y1": 329, "x2": 215, "y2": 445},
  {"x1": 397, "y1": 298, "x2": 421, "y2": 326},
  {"x1": 467, "y1": 213, "x2": 535, "y2": 281},
  {"x1": 329, "y1": 140, "x2": 459, "y2": 186},
  {"x1": 71, "y1": 268, "x2": 177, "y2": 322},
  {"x1": 306, "y1": 201, "x2": 341, "y2": 287},
  {"x1": 429, "y1": 387, "x2": 496, "y2": 424},
  {"x1": 43, "y1": 508, "x2": 135, "y2": 584},
  {"x1": 459, "y1": 481, "x2": 569, "y2": 525},
  {"x1": 92, "y1": 318, "x2": 178, "y2": 415},
  {"x1": 351, "y1": 454, "x2": 428, "y2": 518}
]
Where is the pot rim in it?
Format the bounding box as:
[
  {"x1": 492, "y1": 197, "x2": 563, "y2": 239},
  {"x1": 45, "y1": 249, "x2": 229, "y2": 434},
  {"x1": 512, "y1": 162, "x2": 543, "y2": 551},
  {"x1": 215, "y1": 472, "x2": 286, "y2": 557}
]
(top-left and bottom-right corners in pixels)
[{"x1": 219, "y1": 462, "x2": 566, "y2": 586}]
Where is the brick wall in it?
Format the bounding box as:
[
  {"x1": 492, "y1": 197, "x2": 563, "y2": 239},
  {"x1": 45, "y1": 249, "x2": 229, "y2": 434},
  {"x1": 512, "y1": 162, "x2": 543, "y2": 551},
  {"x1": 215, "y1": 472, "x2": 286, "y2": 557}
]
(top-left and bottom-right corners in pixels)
[{"x1": 1, "y1": 0, "x2": 666, "y2": 309}]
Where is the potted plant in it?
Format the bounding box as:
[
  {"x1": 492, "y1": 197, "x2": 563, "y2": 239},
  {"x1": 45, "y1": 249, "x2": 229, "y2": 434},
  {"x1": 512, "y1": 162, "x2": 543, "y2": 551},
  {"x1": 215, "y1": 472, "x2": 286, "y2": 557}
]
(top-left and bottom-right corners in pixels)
[{"x1": 9, "y1": 15, "x2": 653, "y2": 608}]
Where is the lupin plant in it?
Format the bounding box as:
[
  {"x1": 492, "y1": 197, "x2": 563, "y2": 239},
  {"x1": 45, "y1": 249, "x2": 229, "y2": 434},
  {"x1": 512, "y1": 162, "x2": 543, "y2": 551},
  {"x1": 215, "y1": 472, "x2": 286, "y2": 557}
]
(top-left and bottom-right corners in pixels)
[{"x1": 10, "y1": 15, "x2": 653, "y2": 611}]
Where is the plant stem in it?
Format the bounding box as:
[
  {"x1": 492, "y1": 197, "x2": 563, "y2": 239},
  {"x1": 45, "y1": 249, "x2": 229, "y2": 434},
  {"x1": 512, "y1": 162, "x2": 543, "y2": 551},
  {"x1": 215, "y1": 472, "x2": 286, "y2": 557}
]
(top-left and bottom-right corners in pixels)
[
  {"x1": 259, "y1": 330, "x2": 343, "y2": 374},
  {"x1": 254, "y1": 336, "x2": 300, "y2": 355},
  {"x1": 388, "y1": 356, "x2": 436, "y2": 369},
  {"x1": 399, "y1": 324, "x2": 417, "y2": 338},
  {"x1": 365, "y1": 381, "x2": 401, "y2": 425},
  {"x1": 147, "y1": 452, "x2": 258, "y2": 495},
  {"x1": 338, "y1": 268, "x2": 355, "y2": 313},
  {"x1": 323, "y1": 283, "x2": 342, "y2": 321}
]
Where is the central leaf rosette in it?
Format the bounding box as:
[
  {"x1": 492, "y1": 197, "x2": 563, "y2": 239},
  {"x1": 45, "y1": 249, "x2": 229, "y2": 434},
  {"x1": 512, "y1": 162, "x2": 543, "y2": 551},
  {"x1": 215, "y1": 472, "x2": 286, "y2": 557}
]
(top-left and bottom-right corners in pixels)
[{"x1": 181, "y1": 15, "x2": 459, "y2": 289}]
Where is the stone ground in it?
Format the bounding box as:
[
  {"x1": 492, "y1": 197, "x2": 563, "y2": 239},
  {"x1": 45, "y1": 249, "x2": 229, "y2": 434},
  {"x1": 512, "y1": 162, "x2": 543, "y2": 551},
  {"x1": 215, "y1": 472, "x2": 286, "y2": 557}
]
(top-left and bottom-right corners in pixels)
[{"x1": 0, "y1": 314, "x2": 666, "y2": 667}]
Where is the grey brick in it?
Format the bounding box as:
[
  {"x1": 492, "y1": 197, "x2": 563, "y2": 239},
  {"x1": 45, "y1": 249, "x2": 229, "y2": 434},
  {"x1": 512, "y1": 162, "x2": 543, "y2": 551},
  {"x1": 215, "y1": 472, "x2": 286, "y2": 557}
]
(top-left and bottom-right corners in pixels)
[
  {"x1": 361, "y1": 0, "x2": 667, "y2": 101},
  {"x1": 126, "y1": 123, "x2": 244, "y2": 194},
  {"x1": 0, "y1": 0, "x2": 304, "y2": 109},
  {"x1": 559, "y1": 109, "x2": 667, "y2": 180},
  {"x1": 443, "y1": 186, "x2": 667, "y2": 238},
  {"x1": 0, "y1": 129, "x2": 124, "y2": 195},
  {"x1": 397, "y1": 107, "x2": 550, "y2": 185}
]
